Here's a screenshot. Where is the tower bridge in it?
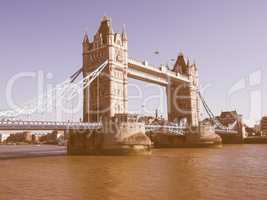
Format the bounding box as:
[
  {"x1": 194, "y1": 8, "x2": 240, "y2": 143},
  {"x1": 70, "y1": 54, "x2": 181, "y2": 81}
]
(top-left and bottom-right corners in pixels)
[
  {"x1": 0, "y1": 16, "x2": 233, "y2": 133},
  {"x1": 0, "y1": 16, "x2": 199, "y2": 130},
  {"x1": 82, "y1": 16, "x2": 199, "y2": 126},
  {"x1": 0, "y1": 16, "x2": 235, "y2": 151}
]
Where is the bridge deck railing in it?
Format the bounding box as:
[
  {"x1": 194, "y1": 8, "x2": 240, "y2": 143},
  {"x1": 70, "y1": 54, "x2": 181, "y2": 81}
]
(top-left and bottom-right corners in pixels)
[{"x1": 0, "y1": 120, "x2": 102, "y2": 130}]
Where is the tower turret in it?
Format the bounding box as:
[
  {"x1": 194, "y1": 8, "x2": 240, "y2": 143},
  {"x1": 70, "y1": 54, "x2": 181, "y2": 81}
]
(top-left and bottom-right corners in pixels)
[
  {"x1": 122, "y1": 25, "x2": 128, "y2": 41},
  {"x1": 82, "y1": 32, "x2": 90, "y2": 52},
  {"x1": 82, "y1": 32, "x2": 90, "y2": 70},
  {"x1": 97, "y1": 16, "x2": 114, "y2": 45},
  {"x1": 83, "y1": 32, "x2": 89, "y2": 43},
  {"x1": 122, "y1": 25, "x2": 128, "y2": 50}
]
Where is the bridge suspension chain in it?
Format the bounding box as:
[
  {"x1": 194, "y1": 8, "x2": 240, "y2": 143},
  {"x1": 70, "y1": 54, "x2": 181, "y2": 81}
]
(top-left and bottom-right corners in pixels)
[
  {"x1": 61, "y1": 60, "x2": 108, "y2": 101},
  {"x1": 0, "y1": 60, "x2": 108, "y2": 120}
]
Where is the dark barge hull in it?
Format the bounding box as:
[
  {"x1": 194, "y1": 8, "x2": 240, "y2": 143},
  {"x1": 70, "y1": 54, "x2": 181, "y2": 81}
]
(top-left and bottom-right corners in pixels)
[
  {"x1": 244, "y1": 136, "x2": 267, "y2": 144},
  {"x1": 216, "y1": 132, "x2": 243, "y2": 144}
]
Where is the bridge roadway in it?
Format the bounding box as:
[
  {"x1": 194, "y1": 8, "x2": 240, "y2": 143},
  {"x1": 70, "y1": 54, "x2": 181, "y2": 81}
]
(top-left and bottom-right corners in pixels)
[
  {"x1": 0, "y1": 120, "x2": 238, "y2": 135},
  {"x1": 215, "y1": 129, "x2": 239, "y2": 134},
  {"x1": 0, "y1": 120, "x2": 102, "y2": 131},
  {"x1": 0, "y1": 120, "x2": 185, "y2": 134}
]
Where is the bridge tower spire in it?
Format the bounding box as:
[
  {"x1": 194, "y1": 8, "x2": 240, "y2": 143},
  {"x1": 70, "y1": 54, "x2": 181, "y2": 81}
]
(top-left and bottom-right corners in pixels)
[{"x1": 83, "y1": 16, "x2": 128, "y2": 122}]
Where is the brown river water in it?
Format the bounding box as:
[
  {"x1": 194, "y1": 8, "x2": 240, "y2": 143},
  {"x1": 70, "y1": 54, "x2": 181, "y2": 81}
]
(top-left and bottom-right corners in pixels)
[{"x1": 0, "y1": 144, "x2": 266, "y2": 200}]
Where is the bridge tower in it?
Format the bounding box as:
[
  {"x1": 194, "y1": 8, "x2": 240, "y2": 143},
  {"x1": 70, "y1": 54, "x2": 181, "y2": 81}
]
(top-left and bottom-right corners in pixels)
[
  {"x1": 167, "y1": 54, "x2": 200, "y2": 127},
  {"x1": 83, "y1": 16, "x2": 128, "y2": 122}
]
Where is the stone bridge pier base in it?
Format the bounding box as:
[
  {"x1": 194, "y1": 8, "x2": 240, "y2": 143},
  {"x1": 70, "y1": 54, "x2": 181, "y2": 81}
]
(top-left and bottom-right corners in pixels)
[{"x1": 67, "y1": 114, "x2": 152, "y2": 155}]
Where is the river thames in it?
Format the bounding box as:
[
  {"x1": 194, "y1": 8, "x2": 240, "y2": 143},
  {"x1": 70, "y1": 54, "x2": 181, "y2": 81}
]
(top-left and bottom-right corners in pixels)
[{"x1": 0, "y1": 145, "x2": 266, "y2": 200}]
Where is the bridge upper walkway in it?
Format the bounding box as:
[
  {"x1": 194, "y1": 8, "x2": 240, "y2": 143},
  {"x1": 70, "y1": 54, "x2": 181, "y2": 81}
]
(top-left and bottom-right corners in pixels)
[{"x1": 128, "y1": 58, "x2": 190, "y2": 86}]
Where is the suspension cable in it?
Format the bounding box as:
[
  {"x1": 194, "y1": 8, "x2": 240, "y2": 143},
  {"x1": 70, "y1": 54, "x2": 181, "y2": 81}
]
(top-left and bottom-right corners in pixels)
[{"x1": 0, "y1": 60, "x2": 108, "y2": 120}]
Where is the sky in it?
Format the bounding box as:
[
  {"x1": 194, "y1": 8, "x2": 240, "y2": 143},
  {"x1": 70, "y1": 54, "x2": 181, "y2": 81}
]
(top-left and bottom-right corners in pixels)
[{"x1": 0, "y1": 0, "x2": 266, "y2": 125}]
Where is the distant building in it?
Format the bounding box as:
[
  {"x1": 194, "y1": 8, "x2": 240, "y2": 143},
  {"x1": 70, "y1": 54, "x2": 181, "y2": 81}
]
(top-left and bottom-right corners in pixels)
[
  {"x1": 138, "y1": 116, "x2": 154, "y2": 124},
  {"x1": 46, "y1": 131, "x2": 59, "y2": 144},
  {"x1": 0, "y1": 133, "x2": 10, "y2": 143},
  {"x1": 245, "y1": 126, "x2": 259, "y2": 137},
  {"x1": 39, "y1": 131, "x2": 65, "y2": 144},
  {"x1": 6, "y1": 132, "x2": 32, "y2": 144},
  {"x1": 216, "y1": 110, "x2": 247, "y2": 136},
  {"x1": 216, "y1": 111, "x2": 242, "y2": 127},
  {"x1": 32, "y1": 134, "x2": 41, "y2": 144},
  {"x1": 260, "y1": 116, "x2": 267, "y2": 136}
]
